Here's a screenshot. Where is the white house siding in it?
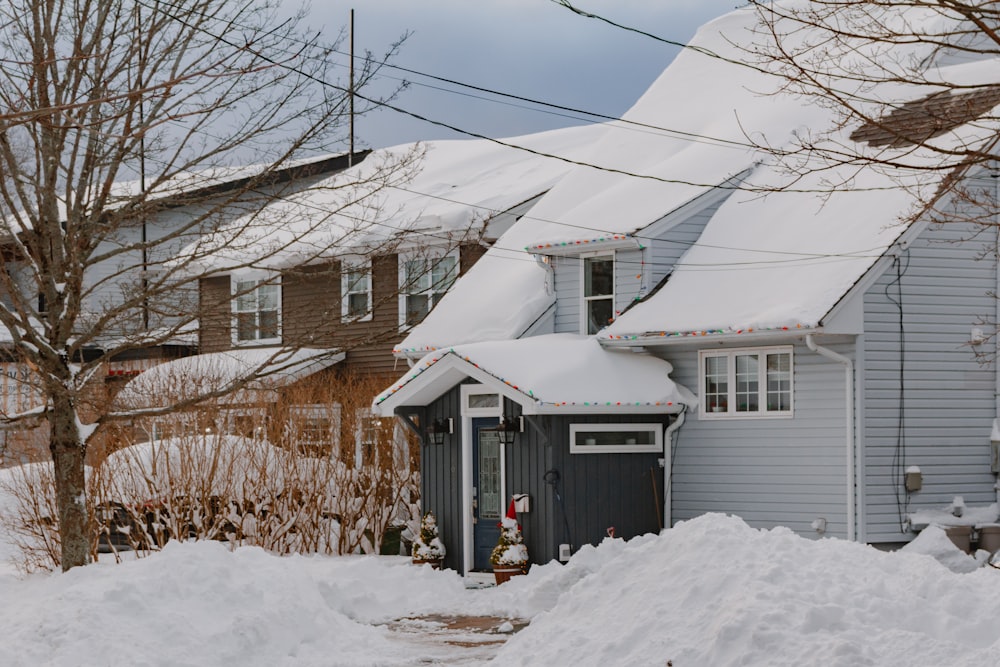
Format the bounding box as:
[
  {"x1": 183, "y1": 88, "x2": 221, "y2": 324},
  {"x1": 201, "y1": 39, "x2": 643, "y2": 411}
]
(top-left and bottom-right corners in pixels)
[
  {"x1": 660, "y1": 338, "x2": 851, "y2": 539},
  {"x1": 552, "y1": 254, "x2": 582, "y2": 334},
  {"x1": 862, "y1": 214, "x2": 998, "y2": 543}
]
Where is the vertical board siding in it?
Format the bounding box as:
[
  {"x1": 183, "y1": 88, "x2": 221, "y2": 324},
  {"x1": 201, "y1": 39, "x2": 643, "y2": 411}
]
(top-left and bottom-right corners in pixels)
[
  {"x1": 549, "y1": 413, "x2": 669, "y2": 550},
  {"x1": 504, "y1": 401, "x2": 558, "y2": 565},
  {"x1": 663, "y1": 340, "x2": 851, "y2": 538},
  {"x1": 421, "y1": 385, "x2": 464, "y2": 571},
  {"x1": 862, "y1": 214, "x2": 997, "y2": 543}
]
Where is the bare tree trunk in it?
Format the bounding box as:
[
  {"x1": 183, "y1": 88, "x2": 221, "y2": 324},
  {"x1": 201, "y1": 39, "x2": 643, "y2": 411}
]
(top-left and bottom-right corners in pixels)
[{"x1": 49, "y1": 395, "x2": 89, "y2": 570}]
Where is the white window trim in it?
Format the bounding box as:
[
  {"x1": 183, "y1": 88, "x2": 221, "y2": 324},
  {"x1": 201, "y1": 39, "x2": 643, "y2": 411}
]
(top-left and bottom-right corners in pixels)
[
  {"x1": 698, "y1": 346, "x2": 794, "y2": 419},
  {"x1": 289, "y1": 403, "x2": 342, "y2": 454},
  {"x1": 341, "y1": 261, "x2": 372, "y2": 323},
  {"x1": 569, "y1": 423, "x2": 663, "y2": 454},
  {"x1": 231, "y1": 273, "x2": 281, "y2": 346},
  {"x1": 397, "y1": 251, "x2": 459, "y2": 329},
  {"x1": 579, "y1": 251, "x2": 615, "y2": 335},
  {"x1": 462, "y1": 386, "x2": 502, "y2": 417}
]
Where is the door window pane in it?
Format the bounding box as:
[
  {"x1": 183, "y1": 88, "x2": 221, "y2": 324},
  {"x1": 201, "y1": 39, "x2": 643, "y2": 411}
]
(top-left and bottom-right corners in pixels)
[{"x1": 478, "y1": 429, "x2": 501, "y2": 520}]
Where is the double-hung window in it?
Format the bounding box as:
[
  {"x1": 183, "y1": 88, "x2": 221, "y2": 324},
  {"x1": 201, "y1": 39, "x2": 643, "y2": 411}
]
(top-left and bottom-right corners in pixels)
[
  {"x1": 342, "y1": 263, "x2": 371, "y2": 321},
  {"x1": 400, "y1": 254, "x2": 457, "y2": 327},
  {"x1": 699, "y1": 346, "x2": 793, "y2": 418},
  {"x1": 234, "y1": 278, "x2": 280, "y2": 343},
  {"x1": 582, "y1": 254, "x2": 614, "y2": 334}
]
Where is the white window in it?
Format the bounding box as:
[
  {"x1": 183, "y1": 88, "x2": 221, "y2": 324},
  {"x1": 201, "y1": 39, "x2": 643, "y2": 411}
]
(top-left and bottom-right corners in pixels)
[
  {"x1": 341, "y1": 263, "x2": 371, "y2": 322},
  {"x1": 582, "y1": 254, "x2": 614, "y2": 334},
  {"x1": 569, "y1": 423, "x2": 663, "y2": 454},
  {"x1": 288, "y1": 404, "x2": 341, "y2": 457},
  {"x1": 354, "y1": 407, "x2": 385, "y2": 467},
  {"x1": 233, "y1": 277, "x2": 280, "y2": 343},
  {"x1": 698, "y1": 346, "x2": 793, "y2": 418},
  {"x1": 399, "y1": 254, "x2": 457, "y2": 327}
]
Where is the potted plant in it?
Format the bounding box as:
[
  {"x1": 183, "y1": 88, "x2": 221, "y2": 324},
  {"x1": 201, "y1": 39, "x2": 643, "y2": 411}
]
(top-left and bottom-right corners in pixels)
[
  {"x1": 411, "y1": 511, "x2": 446, "y2": 568},
  {"x1": 490, "y1": 502, "x2": 529, "y2": 584}
]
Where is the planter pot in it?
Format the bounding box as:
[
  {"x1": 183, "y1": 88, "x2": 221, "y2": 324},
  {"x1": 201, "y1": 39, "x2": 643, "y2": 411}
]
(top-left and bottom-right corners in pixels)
[
  {"x1": 412, "y1": 557, "x2": 444, "y2": 569},
  {"x1": 978, "y1": 525, "x2": 1000, "y2": 553},
  {"x1": 944, "y1": 525, "x2": 972, "y2": 554},
  {"x1": 493, "y1": 564, "x2": 529, "y2": 585}
]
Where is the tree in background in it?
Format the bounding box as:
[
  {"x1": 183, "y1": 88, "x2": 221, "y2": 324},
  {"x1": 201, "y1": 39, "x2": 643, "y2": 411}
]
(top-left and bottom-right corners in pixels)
[
  {"x1": 744, "y1": 2, "x2": 1000, "y2": 203},
  {"x1": 0, "y1": 0, "x2": 412, "y2": 570}
]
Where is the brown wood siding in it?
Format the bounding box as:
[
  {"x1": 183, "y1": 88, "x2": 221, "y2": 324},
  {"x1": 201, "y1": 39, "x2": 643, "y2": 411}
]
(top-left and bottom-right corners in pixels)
[
  {"x1": 460, "y1": 242, "x2": 488, "y2": 274},
  {"x1": 199, "y1": 276, "x2": 232, "y2": 352},
  {"x1": 200, "y1": 250, "x2": 449, "y2": 376},
  {"x1": 282, "y1": 262, "x2": 341, "y2": 348}
]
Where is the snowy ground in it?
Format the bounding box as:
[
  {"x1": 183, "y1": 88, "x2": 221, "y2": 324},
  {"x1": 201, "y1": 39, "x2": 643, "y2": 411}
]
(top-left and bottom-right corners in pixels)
[{"x1": 3, "y1": 512, "x2": 1000, "y2": 666}]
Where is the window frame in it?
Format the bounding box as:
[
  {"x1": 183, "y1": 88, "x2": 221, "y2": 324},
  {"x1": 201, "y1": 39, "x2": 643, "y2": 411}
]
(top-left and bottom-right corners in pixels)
[
  {"x1": 569, "y1": 423, "x2": 663, "y2": 454},
  {"x1": 398, "y1": 252, "x2": 459, "y2": 328},
  {"x1": 231, "y1": 273, "x2": 281, "y2": 345},
  {"x1": 579, "y1": 252, "x2": 615, "y2": 335},
  {"x1": 288, "y1": 403, "x2": 342, "y2": 457},
  {"x1": 341, "y1": 261, "x2": 372, "y2": 323},
  {"x1": 698, "y1": 346, "x2": 794, "y2": 419}
]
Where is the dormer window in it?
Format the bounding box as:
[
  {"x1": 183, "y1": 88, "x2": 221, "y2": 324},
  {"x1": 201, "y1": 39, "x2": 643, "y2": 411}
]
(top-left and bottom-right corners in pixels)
[
  {"x1": 583, "y1": 254, "x2": 614, "y2": 334},
  {"x1": 233, "y1": 277, "x2": 280, "y2": 343}
]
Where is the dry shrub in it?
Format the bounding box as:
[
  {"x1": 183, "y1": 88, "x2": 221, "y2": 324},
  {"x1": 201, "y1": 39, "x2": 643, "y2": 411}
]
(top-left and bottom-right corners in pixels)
[
  {"x1": 0, "y1": 366, "x2": 420, "y2": 570},
  {"x1": 0, "y1": 462, "x2": 62, "y2": 573}
]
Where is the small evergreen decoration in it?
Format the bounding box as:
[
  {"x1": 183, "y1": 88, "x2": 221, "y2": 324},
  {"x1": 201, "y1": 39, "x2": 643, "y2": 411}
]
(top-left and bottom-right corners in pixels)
[
  {"x1": 490, "y1": 516, "x2": 528, "y2": 567},
  {"x1": 411, "y1": 511, "x2": 446, "y2": 561}
]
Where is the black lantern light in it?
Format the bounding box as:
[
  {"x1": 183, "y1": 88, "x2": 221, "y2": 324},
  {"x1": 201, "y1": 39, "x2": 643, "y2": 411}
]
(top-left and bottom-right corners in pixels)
[
  {"x1": 426, "y1": 417, "x2": 453, "y2": 445},
  {"x1": 492, "y1": 414, "x2": 524, "y2": 446}
]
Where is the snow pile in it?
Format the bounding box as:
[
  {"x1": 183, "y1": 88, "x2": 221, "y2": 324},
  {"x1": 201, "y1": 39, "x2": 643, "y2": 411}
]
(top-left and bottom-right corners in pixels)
[
  {"x1": 495, "y1": 514, "x2": 1000, "y2": 666},
  {"x1": 2, "y1": 513, "x2": 1000, "y2": 664}
]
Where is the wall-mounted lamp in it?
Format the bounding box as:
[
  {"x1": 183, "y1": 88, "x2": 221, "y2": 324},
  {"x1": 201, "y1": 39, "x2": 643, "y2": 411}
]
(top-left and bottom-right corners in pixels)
[
  {"x1": 489, "y1": 414, "x2": 524, "y2": 446},
  {"x1": 426, "y1": 417, "x2": 453, "y2": 446}
]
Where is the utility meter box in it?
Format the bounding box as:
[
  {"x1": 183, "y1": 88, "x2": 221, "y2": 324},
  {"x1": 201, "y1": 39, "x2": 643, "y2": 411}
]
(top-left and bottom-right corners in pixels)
[{"x1": 513, "y1": 494, "x2": 530, "y2": 513}]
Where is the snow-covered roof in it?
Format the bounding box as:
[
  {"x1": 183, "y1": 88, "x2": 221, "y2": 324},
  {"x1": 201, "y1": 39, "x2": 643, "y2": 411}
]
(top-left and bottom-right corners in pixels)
[
  {"x1": 374, "y1": 334, "x2": 696, "y2": 416},
  {"x1": 184, "y1": 124, "x2": 607, "y2": 274},
  {"x1": 115, "y1": 347, "x2": 343, "y2": 409},
  {"x1": 400, "y1": 4, "x2": 1000, "y2": 352}
]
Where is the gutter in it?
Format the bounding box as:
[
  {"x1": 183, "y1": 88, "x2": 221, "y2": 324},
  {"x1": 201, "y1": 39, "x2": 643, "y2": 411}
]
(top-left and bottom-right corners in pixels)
[
  {"x1": 806, "y1": 334, "x2": 856, "y2": 541},
  {"x1": 662, "y1": 406, "x2": 687, "y2": 531},
  {"x1": 600, "y1": 327, "x2": 821, "y2": 349}
]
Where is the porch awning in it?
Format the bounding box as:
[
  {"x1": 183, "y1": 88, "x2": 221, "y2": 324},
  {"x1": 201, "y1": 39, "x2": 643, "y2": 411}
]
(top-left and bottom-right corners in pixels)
[
  {"x1": 114, "y1": 347, "x2": 344, "y2": 410},
  {"x1": 374, "y1": 334, "x2": 696, "y2": 416}
]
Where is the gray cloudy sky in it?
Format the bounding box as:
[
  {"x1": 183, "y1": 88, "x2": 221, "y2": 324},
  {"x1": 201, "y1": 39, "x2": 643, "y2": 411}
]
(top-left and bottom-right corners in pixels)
[{"x1": 303, "y1": 1, "x2": 740, "y2": 150}]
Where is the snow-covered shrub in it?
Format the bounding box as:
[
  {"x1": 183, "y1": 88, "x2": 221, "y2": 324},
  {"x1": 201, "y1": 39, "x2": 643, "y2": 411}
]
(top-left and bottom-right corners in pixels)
[
  {"x1": 411, "y1": 511, "x2": 446, "y2": 560},
  {"x1": 490, "y1": 517, "x2": 528, "y2": 567}
]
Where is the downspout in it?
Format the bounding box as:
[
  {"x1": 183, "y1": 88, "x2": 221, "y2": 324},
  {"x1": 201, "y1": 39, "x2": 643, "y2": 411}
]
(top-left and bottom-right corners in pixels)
[
  {"x1": 662, "y1": 406, "x2": 686, "y2": 531},
  {"x1": 994, "y1": 170, "x2": 1000, "y2": 504},
  {"x1": 806, "y1": 334, "x2": 856, "y2": 541}
]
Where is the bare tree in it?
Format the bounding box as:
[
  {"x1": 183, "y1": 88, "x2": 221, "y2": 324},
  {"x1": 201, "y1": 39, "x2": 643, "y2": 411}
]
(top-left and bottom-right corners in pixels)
[
  {"x1": 0, "y1": 0, "x2": 413, "y2": 570},
  {"x1": 741, "y1": 2, "x2": 1000, "y2": 198}
]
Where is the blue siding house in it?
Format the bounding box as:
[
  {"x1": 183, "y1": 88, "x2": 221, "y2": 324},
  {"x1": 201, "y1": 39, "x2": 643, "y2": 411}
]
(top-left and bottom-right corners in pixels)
[{"x1": 374, "y1": 7, "x2": 1000, "y2": 573}]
